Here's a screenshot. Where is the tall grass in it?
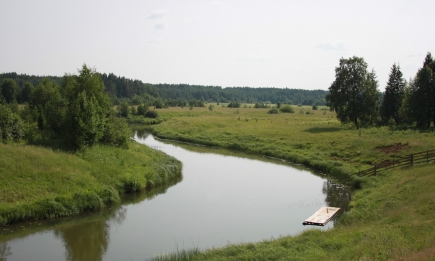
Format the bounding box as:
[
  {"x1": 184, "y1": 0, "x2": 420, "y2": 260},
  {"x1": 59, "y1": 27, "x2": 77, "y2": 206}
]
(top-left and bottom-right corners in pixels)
[{"x1": 0, "y1": 140, "x2": 182, "y2": 225}]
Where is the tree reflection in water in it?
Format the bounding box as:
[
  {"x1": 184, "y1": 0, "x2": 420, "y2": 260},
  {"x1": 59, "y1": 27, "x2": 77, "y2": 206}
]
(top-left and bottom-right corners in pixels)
[
  {"x1": 0, "y1": 242, "x2": 12, "y2": 261},
  {"x1": 52, "y1": 177, "x2": 182, "y2": 261},
  {"x1": 323, "y1": 180, "x2": 352, "y2": 225}
]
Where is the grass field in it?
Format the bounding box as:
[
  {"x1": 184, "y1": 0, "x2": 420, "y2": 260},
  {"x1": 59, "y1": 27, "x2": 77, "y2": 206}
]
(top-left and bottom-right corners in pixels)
[
  {"x1": 145, "y1": 104, "x2": 435, "y2": 261},
  {"x1": 0, "y1": 140, "x2": 182, "y2": 226},
  {"x1": 149, "y1": 105, "x2": 435, "y2": 185}
]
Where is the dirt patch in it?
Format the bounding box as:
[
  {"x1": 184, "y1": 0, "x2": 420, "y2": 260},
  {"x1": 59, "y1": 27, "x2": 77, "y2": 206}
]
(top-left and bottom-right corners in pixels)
[{"x1": 376, "y1": 143, "x2": 408, "y2": 153}]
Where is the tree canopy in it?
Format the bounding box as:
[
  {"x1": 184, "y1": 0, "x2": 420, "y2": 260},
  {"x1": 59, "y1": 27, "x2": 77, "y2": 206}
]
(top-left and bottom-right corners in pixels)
[
  {"x1": 381, "y1": 64, "x2": 405, "y2": 125},
  {"x1": 326, "y1": 56, "x2": 380, "y2": 128}
]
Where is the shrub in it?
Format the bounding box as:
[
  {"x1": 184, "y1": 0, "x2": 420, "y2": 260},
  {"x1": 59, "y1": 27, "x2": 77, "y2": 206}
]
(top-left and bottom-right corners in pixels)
[
  {"x1": 137, "y1": 104, "x2": 148, "y2": 116},
  {"x1": 0, "y1": 104, "x2": 25, "y2": 143},
  {"x1": 279, "y1": 105, "x2": 295, "y2": 113},
  {"x1": 100, "y1": 112, "x2": 130, "y2": 148},
  {"x1": 145, "y1": 110, "x2": 159, "y2": 118},
  {"x1": 227, "y1": 101, "x2": 241, "y2": 108},
  {"x1": 267, "y1": 108, "x2": 279, "y2": 114}
]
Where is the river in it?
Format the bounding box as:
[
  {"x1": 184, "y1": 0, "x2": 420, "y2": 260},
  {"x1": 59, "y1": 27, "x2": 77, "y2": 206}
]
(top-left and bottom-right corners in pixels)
[{"x1": 0, "y1": 132, "x2": 350, "y2": 261}]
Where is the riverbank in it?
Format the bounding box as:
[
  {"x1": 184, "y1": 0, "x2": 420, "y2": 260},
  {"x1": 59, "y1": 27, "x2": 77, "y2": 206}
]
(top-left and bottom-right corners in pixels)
[
  {"x1": 146, "y1": 105, "x2": 435, "y2": 260},
  {"x1": 0, "y1": 140, "x2": 182, "y2": 226},
  {"x1": 148, "y1": 106, "x2": 435, "y2": 188}
]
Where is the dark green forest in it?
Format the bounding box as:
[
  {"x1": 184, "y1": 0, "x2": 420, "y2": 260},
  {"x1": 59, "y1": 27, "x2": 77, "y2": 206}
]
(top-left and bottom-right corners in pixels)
[{"x1": 0, "y1": 72, "x2": 327, "y2": 107}]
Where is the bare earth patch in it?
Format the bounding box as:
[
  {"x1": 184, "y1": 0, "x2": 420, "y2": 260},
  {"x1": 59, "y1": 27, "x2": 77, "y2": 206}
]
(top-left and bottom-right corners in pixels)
[{"x1": 376, "y1": 143, "x2": 408, "y2": 153}]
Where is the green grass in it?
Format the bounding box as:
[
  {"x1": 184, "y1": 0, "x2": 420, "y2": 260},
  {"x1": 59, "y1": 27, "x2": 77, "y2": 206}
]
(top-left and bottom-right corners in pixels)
[
  {"x1": 144, "y1": 104, "x2": 435, "y2": 261},
  {"x1": 148, "y1": 105, "x2": 435, "y2": 186},
  {"x1": 0, "y1": 140, "x2": 182, "y2": 225}
]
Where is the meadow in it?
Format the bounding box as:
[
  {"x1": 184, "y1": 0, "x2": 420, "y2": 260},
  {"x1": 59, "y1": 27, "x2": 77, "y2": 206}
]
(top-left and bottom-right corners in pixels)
[
  {"x1": 146, "y1": 104, "x2": 435, "y2": 261},
  {"x1": 0, "y1": 140, "x2": 182, "y2": 226},
  {"x1": 149, "y1": 105, "x2": 435, "y2": 186}
]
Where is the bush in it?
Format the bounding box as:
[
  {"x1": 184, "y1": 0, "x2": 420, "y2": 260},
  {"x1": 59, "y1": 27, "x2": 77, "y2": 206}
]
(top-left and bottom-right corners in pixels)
[
  {"x1": 279, "y1": 105, "x2": 295, "y2": 113},
  {"x1": 100, "y1": 112, "x2": 130, "y2": 148},
  {"x1": 137, "y1": 104, "x2": 148, "y2": 116},
  {"x1": 267, "y1": 108, "x2": 279, "y2": 114},
  {"x1": 145, "y1": 110, "x2": 158, "y2": 118},
  {"x1": 227, "y1": 101, "x2": 241, "y2": 108},
  {"x1": 0, "y1": 104, "x2": 25, "y2": 143},
  {"x1": 254, "y1": 103, "x2": 269, "y2": 108}
]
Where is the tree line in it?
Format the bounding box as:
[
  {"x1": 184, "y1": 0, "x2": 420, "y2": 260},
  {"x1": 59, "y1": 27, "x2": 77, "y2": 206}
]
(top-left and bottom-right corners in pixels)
[
  {"x1": 326, "y1": 52, "x2": 435, "y2": 129},
  {"x1": 1, "y1": 72, "x2": 328, "y2": 108}
]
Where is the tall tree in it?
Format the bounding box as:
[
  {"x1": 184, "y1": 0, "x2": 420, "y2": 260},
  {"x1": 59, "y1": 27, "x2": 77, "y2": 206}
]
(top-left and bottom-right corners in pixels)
[
  {"x1": 325, "y1": 56, "x2": 380, "y2": 128},
  {"x1": 381, "y1": 64, "x2": 405, "y2": 124},
  {"x1": 403, "y1": 53, "x2": 435, "y2": 128},
  {"x1": 62, "y1": 65, "x2": 110, "y2": 149},
  {"x1": 30, "y1": 78, "x2": 66, "y2": 132},
  {"x1": 0, "y1": 79, "x2": 18, "y2": 104},
  {"x1": 20, "y1": 81, "x2": 35, "y2": 104}
]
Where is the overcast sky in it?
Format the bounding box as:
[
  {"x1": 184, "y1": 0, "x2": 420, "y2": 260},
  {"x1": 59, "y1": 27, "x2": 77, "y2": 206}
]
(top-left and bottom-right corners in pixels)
[{"x1": 1, "y1": 0, "x2": 434, "y2": 91}]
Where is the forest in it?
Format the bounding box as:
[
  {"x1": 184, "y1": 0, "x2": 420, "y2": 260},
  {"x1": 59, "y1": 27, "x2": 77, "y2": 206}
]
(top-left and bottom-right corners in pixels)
[{"x1": 0, "y1": 72, "x2": 327, "y2": 107}]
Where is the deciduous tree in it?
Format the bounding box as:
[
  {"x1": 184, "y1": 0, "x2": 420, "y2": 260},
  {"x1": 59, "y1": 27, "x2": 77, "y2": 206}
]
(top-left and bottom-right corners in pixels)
[
  {"x1": 325, "y1": 57, "x2": 380, "y2": 128},
  {"x1": 1, "y1": 79, "x2": 18, "y2": 104}
]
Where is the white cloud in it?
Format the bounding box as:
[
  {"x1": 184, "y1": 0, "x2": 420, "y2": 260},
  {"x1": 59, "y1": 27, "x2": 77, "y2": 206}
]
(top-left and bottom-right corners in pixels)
[
  {"x1": 154, "y1": 22, "x2": 168, "y2": 29},
  {"x1": 145, "y1": 10, "x2": 168, "y2": 20},
  {"x1": 317, "y1": 41, "x2": 347, "y2": 53}
]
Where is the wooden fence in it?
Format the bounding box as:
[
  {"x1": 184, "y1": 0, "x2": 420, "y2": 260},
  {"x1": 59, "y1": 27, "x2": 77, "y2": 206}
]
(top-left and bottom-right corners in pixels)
[{"x1": 358, "y1": 149, "x2": 435, "y2": 177}]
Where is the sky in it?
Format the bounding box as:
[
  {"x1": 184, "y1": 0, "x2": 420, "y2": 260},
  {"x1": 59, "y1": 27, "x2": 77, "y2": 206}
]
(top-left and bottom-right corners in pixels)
[{"x1": 1, "y1": 0, "x2": 434, "y2": 91}]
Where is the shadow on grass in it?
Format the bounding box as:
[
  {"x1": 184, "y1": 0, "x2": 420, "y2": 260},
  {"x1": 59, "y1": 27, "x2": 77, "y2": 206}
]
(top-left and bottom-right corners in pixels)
[
  {"x1": 29, "y1": 138, "x2": 74, "y2": 152},
  {"x1": 303, "y1": 127, "x2": 342, "y2": 133}
]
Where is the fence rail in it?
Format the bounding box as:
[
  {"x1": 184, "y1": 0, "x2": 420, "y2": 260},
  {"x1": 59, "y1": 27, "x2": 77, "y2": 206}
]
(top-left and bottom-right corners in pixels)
[{"x1": 358, "y1": 149, "x2": 435, "y2": 177}]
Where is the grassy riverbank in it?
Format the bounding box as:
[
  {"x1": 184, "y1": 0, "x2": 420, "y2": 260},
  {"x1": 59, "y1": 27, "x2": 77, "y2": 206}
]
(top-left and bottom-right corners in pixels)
[
  {"x1": 0, "y1": 140, "x2": 182, "y2": 226},
  {"x1": 149, "y1": 105, "x2": 435, "y2": 186},
  {"x1": 147, "y1": 105, "x2": 435, "y2": 260}
]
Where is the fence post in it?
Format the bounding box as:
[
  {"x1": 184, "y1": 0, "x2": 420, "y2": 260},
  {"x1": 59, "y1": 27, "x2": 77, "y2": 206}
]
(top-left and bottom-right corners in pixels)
[
  {"x1": 411, "y1": 154, "x2": 414, "y2": 166},
  {"x1": 393, "y1": 157, "x2": 395, "y2": 169},
  {"x1": 374, "y1": 165, "x2": 376, "y2": 176},
  {"x1": 427, "y1": 149, "x2": 429, "y2": 163}
]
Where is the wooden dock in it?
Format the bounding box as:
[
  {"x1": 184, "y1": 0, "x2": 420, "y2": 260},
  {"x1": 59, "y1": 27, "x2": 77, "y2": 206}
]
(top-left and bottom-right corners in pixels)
[{"x1": 302, "y1": 207, "x2": 340, "y2": 226}]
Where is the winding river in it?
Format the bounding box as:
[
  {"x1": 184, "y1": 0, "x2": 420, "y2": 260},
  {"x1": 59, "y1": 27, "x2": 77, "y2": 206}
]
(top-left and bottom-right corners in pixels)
[{"x1": 0, "y1": 132, "x2": 350, "y2": 261}]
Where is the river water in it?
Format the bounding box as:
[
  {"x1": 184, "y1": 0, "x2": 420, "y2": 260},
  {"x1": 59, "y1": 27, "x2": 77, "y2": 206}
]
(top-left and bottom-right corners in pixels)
[{"x1": 0, "y1": 132, "x2": 350, "y2": 261}]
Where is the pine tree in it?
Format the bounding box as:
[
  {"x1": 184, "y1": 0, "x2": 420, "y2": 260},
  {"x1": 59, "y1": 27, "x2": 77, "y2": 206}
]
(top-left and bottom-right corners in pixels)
[{"x1": 381, "y1": 64, "x2": 405, "y2": 125}]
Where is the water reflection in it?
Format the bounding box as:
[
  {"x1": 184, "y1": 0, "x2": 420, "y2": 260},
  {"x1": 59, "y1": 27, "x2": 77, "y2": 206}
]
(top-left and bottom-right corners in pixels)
[
  {"x1": 0, "y1": 242, "x2": 11, "y2": 261},
  {"x1": 0, "y1": 177, "x2": 182, "y2": 261},
  {"x1": 323, "y1": 180, "x2": 352, "y2": 224},
  {"x1": 55, "y1": 219, "x2": 110, "y2": 261}
]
